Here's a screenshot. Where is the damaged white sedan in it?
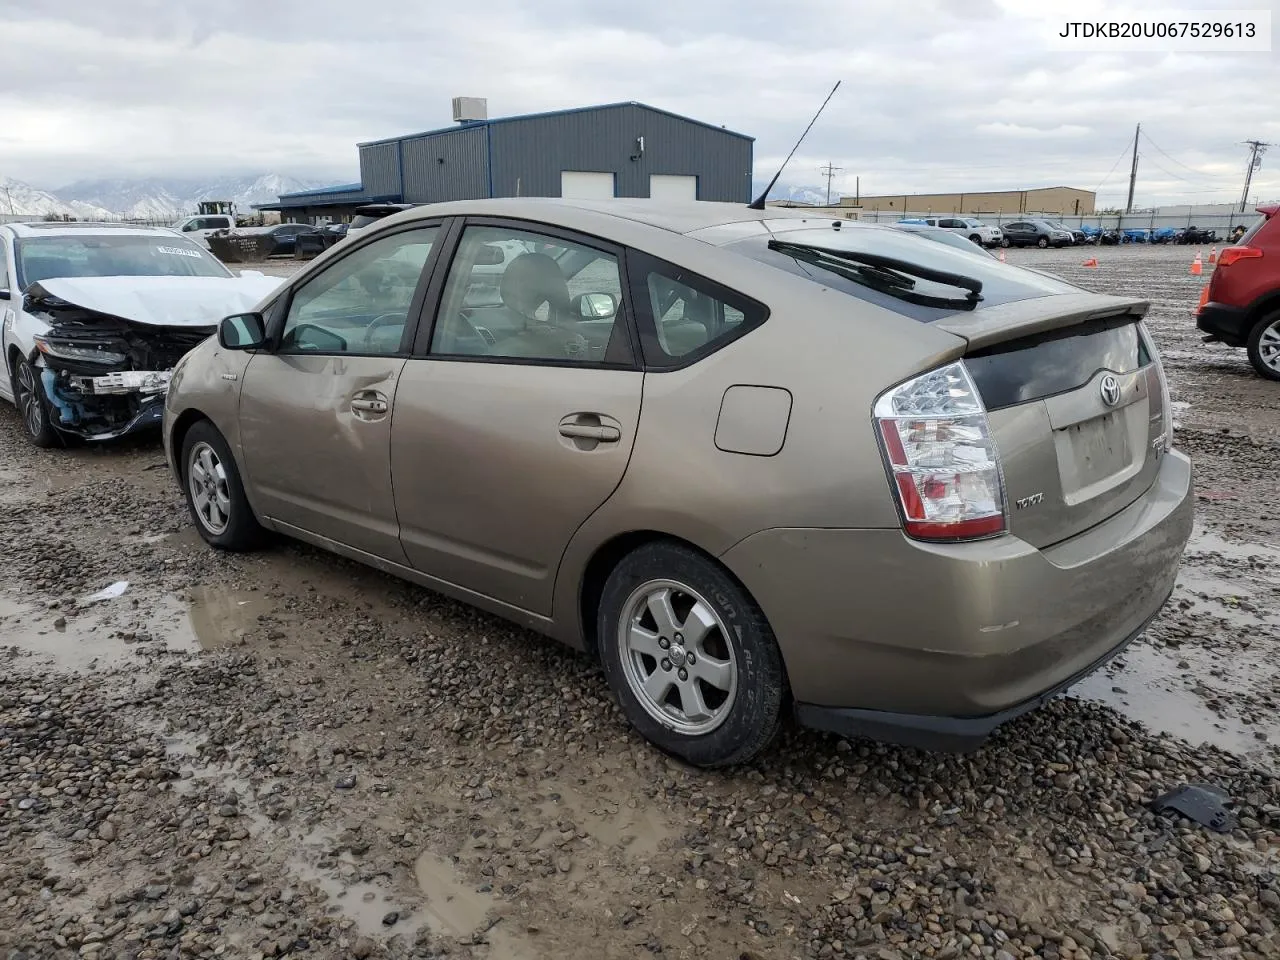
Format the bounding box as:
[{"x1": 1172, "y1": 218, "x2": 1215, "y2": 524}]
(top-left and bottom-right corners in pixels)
[{"x1": 0, "y1": 222, "x2": 283, "y2": 446}]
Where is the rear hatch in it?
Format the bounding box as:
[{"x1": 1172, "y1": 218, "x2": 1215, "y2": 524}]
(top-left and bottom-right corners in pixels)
[
  {"x1": 723, "y1": 224, "x2": 1169, "y2": 550},
  {"x1": 937, "y1": 295, "x2": 1167, "y2": 549}
]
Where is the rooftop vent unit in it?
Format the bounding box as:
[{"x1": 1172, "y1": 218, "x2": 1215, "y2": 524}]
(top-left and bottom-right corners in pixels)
[{"x1": 452, "y1": 97, "x2": 488, "y2": 124}]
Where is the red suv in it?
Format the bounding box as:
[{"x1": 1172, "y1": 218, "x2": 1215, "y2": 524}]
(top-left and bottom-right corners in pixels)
[{"x1": 1196, "y1": 203, "x2": 1280, "y2": 380}]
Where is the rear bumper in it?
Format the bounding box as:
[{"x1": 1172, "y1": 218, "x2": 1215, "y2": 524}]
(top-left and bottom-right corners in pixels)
[
  {"x1": 721, "y1": 450, "x2": 1194, "y2": 747},
  {"x1": 1196, "y1": 302, "x2": 1250, "y2": 346},
  {"x1": 794, "y1": 602, "x2": 1159, "y2": 752}
]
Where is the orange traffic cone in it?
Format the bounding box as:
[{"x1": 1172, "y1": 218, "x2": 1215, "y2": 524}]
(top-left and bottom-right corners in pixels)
[
  {"x1": 997, "y1": 249, "x2": 1006, "y2": 262},
  {"x1": 1082, "y1": 256, "x2": 1098, "y2": 268},
  {"x1": 1190, "y1": 251, "x2": 1203, "y2": 276},
  {"x1": 1208, "y1": 246, "x2": 1217, "y2": 264}
]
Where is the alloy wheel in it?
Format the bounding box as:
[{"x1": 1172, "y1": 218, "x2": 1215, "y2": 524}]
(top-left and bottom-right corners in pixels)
[
  {"x1": 1258, "y1": 319, "x2": 1280, "y2": 373},
  {"x1": 617, "y1": 579, "x2": 738, "y2": 736},
  {"x1": 188, "y1": 441, "x2": 232, "y2": 535},
  {"x1": 15, "y1": 362, "x2": 45, "y2": 439}
]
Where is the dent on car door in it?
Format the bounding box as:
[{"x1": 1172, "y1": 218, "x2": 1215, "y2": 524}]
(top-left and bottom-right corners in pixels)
[
  {"x1": 391, "y1": 221, "x2": 643, "y2": 616},
  {"x1": 236, "y1": 224, "x2": 442, "y2": 561}
]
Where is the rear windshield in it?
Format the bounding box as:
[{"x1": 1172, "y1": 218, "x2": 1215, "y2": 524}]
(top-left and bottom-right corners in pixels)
[
  {"x1": 16, "y1": 234, "x2": 232, "y2": 288},
  {"x1": 1239, "y1": 212, "x2": 1271, "y2": 246},
  {"x1": 966, "y1": 313, "x2": 1151, "y2": 410},
  {"x1": 729, "y1": 224, "x2": 1079, "y2": 321}
]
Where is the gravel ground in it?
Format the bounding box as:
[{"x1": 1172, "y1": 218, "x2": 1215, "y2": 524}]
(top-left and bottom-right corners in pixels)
[{"x1": 2, "y1": 244, "x2": 1279, "y2": 960}]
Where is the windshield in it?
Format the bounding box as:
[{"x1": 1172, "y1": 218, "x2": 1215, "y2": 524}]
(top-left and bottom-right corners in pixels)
[
  {"x1": 16, "y1": 234, "x2": 233, "y2": 289},
  {"x1": 731, "y1": 224, "x2": 1079, "y2": 321}
]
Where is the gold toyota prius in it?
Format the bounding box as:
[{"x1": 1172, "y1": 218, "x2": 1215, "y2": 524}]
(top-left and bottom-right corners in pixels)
[{"x1": 164, "y1": 199, "x2": 1194, "y2": 767}]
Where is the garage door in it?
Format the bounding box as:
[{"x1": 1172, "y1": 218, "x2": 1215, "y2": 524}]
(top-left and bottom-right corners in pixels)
[
  {"x1": 560, "y1": 171, "x2": 615, "y2": 199},
  {"x1": 649, "y1": 175, "x2": 698, "y2": 201}
]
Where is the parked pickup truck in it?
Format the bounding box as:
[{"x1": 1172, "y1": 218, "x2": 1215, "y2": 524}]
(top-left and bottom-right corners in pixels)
[{"x1": 168, "y1": 214, "x2": 236, "y2": 249}]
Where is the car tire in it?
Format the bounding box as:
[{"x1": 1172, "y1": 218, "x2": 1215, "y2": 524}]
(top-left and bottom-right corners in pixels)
[
  {"x1": 180, "y1": 420, "x2": 264, "y2": 551},
  {"x1": 1246, "y1": 311, "x2": 1280, "y2": 381},
  {"x1": 968, "y1": 234, "x2": 982, "y2": 245},
  {"x1": 1000, "y1": 237, "x2": 1010, "y2": 248},
  {"x1": 1037, "y1": 237, "x2": 1049, "y2": 248},
  {"x1": 597, "y1": 540, "x2": 786, "y2": 768},
  {"x1": 11, "y1": 357, "x2": 60, "y2": 448}
]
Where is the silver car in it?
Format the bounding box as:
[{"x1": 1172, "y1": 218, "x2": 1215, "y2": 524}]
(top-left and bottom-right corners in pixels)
[{"x1": 163, "y1": 199, "x2": 1194, "y2": 767}]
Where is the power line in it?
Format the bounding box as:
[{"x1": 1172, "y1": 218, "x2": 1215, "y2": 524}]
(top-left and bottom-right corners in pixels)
[
  {"x1": 1140, "y1": 130, "x2": 1213, "y2": 179},
  {"x1": 1137, "y1": 151, "x2": 1217, "y2": 187},
  {"x1": 818, "y1": 162, "x2": 844, "y2": 206},
  {"x1": 1094, "y1": 141, "x2": 1135, "y2": 193}
]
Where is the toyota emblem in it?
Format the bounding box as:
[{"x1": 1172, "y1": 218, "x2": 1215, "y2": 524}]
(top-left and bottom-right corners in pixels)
[{"x1": 1099, "y1": 374, "x2": 1122, "y2": 407}]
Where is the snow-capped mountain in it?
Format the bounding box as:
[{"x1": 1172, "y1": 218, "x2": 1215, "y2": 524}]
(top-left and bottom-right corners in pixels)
[
  {"x1": 14, "y1": 174, "x2": 329, "y2": 221},
  {"x1": 0, "y1": 177, "x2": 114, "y2": 220},
  {"x1": 751, "y1": 181, "x2": 847, "y2": 206}
]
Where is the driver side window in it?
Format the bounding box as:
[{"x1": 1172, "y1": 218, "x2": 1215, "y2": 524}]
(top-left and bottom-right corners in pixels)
[{"x1": 279, "y1": 226, "x2": 438, "y2": 355}]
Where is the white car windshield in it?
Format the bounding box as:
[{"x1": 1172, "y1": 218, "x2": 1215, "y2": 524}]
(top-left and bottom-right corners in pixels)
[{"x1": 16, "y1": 234, "x2": 233, "y2": 288}]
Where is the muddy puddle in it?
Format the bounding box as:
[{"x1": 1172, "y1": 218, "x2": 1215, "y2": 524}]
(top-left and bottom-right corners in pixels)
[
  {"x1": 0, "y1": 590, "x2": 197, "y2": 672},
  {"x1": 413, "y1": 852, "x2": 536, "y2": 958},
  {"x1": 0, "y1": 579, "x2": 281, "y2": 671},
  {"x1": 1072, "y1": 523, "x2": 1280, "y2": 766}
]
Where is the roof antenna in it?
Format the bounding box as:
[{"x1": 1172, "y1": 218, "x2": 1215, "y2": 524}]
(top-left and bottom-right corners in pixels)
[{"x1": 747, "y1": 80, "x2": 842, "y2": 210}]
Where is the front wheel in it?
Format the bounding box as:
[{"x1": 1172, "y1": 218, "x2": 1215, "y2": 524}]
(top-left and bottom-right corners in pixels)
[
  {"x1": 598, "y1": 541, "x2": 786, "y2": 768},
  {"x1": 11, "y1": 358, "x2": 59, "y2": 448},
  {"x1": 1037, "y1": 236, "x2": 1049, "y2": 248},
  {"x1": 968, "y1": 234, "x2": 982, "y2": 245},
  {"x1": 181, "y1": 420, "x2": 264, "y2": 550},
  {"x1": 1247, "y1": 312, "x2": 1280, "y2": 381}
]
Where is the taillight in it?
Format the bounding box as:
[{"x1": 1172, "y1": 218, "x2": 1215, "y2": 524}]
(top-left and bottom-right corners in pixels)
[
  {"x1": 1218, "y1": 246, "x2": 1262, "y2": 267},
  {"x1": 874, "y1": 362, "x2": 1006, "y2": 541},
  {"x1": 1196, "y1": 284, "x2": 1209, "y2": 314}
]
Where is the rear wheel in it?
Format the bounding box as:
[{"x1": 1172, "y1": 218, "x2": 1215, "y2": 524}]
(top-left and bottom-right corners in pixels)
[
  {"x1": 1000, "y1": 237, "x2": 1010, "y2": 248},
  {"x1": 598, "y1": 541, "x2": 785, "y2": 768},
  {"x1": 181, "y1": 420, "x2": 264, "y2": 550},
  {"x1": 11, "y1": 358, "x2": 59, "y2": 448},
  {"x1": 1247, "y1": 312, "x2": 1280, "y2": 381}
]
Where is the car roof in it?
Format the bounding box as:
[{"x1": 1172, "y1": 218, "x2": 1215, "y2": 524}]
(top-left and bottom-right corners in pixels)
[
  {"x1": 3, "y1": 221, "x2": 182, "y2": 239},
  {"x1": 385, "y1": 198, "x2": 840, "y2": 239}
]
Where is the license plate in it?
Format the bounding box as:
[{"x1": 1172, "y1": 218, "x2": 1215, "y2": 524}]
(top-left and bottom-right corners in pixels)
[{"x1": 1064, "y1": 411, "x2": 1131, "y2": 485}]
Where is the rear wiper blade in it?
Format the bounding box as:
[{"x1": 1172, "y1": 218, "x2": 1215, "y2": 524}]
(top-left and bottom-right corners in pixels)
[{"x1": 768, "y1": 240, "x2": 984, "y2": 309}]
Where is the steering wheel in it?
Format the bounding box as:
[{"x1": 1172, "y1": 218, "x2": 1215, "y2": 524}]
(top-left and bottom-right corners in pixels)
[{"x1": 362, "y1": 313, "x2": 405, "y2": 350}]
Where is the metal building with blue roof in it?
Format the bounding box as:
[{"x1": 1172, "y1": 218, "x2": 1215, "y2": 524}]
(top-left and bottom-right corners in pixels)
[{"x1": 257, "y1": 99, "x2": 754, "y2": 219}]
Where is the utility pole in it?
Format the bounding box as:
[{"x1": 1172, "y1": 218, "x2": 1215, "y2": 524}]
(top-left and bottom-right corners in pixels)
[
  {"x1": 819, "y1": 162, "x2": 843, "y2": 206},
  {"x1": 1125, "y1": 122, "x2": 1140, "y2": 214},
  {"x1": 1240, "y1": 140, "x2": 1271, "y2": 213}
]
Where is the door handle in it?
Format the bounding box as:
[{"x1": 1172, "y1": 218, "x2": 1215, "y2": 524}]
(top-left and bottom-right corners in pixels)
[
  {"x1": 558, "y1": 423, "x2": 620, "y2": 442},
  {"x1": 350, "y1": 390, "x2": 389, "y2": 418}
]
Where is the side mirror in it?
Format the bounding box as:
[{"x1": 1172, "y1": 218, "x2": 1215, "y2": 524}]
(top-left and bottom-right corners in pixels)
[
  {"x1": 573, "y1": 292, "x2": 617, "y2": 319},
  {"x1": 218, "y1": 312, "x2": 267, "y2": 350}
]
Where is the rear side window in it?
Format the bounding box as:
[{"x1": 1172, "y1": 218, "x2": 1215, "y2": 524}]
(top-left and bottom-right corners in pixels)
[
  {"x1": 627, "y1": 249, "x2": 766, "y2": 367},
  {"x1": 1239, "y1": 212, "x2": 1272, "y2": 246}
]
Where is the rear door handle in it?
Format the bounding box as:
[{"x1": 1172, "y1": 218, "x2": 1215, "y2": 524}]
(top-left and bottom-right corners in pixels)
[{"x1": 558, "y1": 423, "x2": 620, "y2": 442}]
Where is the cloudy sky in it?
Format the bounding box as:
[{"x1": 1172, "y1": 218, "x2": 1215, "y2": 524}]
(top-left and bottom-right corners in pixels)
[{"x1": 0, "y1": 0, "x2": 1276, "y2": 207}]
